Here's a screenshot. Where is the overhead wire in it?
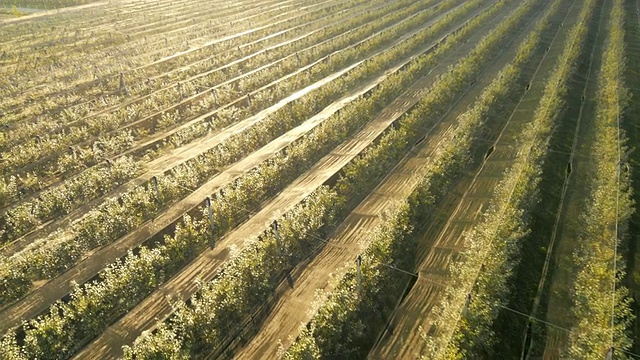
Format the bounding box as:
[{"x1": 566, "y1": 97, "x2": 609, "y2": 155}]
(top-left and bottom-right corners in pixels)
[
  {"x1": 610, "y1": 15, "x2": 621, "y2": 350},
  {"x1": 438, "y1": 0, "x2": 589, "y2": 352},
  {"x1": 161, "y1": 2, "x2": 628, "y2": 356}
]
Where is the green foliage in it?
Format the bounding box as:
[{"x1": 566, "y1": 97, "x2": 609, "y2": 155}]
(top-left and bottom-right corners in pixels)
[
  {"x1": 123, "y1": 1, "x2": 507, "y2": 356},
  {"x1": 0, "y1": 0, "x2": 436, "y2": 182},
  {"x1": 0, "y1": 331, "x2": 25, "y2": 360},
  {"x1": 424, "y1": 0, "x2": 600, "y2": 356},
  {"x1": 0, "y1": 0, "x2": 463, "y2": 305},
  {"x1": 0, "y1": 176, "x2": 18, "y2": 207},
  {"x1": 283, "y1": 0, "x2": 557, "y2": 356},
  {"x1": 0, "y1": 156, "x2": 139, "y2": 244},
  {"x1": 122, "y1": 327, "x2": 189, "y2": 360},
  {"x1": 0, "y1": 2, "x2": 501, "y2": 356},
  {"x1": 10, "y1": 0, "x2": 96, "y2": 8},
  {"x1": 10, "y1": 5, "x2": 23, "y2": 17},
  {"x1": 566, "y1": 0, "x2": 635, "y2": 356}
]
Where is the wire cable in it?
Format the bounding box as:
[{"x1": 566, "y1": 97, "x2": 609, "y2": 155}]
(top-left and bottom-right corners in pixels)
[
  {"x1": 438, "y1": 0, "x2": 587, "y2": 352},
  {"x1": 610, "y1": 33, "x2": 621, "y2": 350}
]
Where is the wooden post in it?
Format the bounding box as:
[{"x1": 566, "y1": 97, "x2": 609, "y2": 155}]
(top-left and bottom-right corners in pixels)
[
  {"x1": 205, "y1": 196, "x2": 215, "y2": 244},
  {"x1": 151, "y1": 176, "x2": 160, "y2": 201},
  {"x1": 463, "y1": 293, "x2": 472, "y2": 317},
  {"x1": 211, "y1": 88, "x2": 218, "y2": 106},
  {"x1": 272, "y1": 220, "x2": 282, "y2": 255},
  {"x1": 119, "y1": 72, "x2": 129, "y2": 96},
  {"x1": 356, "y1": 255, "x2": 362, "y2": 296}
]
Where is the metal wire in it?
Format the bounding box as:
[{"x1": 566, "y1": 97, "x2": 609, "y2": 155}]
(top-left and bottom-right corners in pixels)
[
  {"x1": 439, "y1": 0, "x2": 586, "y2": 351},
  {"x1": 610, "y1": 30, "x2": 621, "y2": 350},
  {"x1": 496, "y1": 304, "x2": 572, "y2": 332}
]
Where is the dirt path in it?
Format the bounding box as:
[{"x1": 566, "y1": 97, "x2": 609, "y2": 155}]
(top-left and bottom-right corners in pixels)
[
  {"x1": 0, "y1": 1, "x2": 107, "y2": 24},
  {"x1": 538, "y1": 0, "x2": 610, "y2": 357},
  {"x1": 1, "y1": 0, "x2": 442, "y2": 259},
  {"x1": 70, "y1": 5, "x2": 497, "y2": 357},
  {"x1": 0, "y1": 1, "x2": 469, "y2": 353},
  {"x1": 0, "y1": 0, "x2": 400, "y2": 246},
  {"x1": 3, "y1": 0, "x2": 342, "y2": 169},
  {"x1": 130, "y1": 0, "x2": 335, "y2": 73},
  {"x1": 10, "y1": 0, "x2": 373, "y2": 137},
  {"x1": 0, "y1": 0, "x2": 443, "y2": 261},
  {"x1": 368, "y1": 0, "x2": 583, "y2": 357},
  {"x1": 0, "y1": 9, "x2": 453, "y2": 334},
  {"x1": 0, "y1": 0, "x2": 314, "y2": 124},
  {"x1": 231, "y1": 1, "x2": 557, "y2": 358},
  {"x1": 1, "y1": 0, "x2": 297, "y2": 91}
]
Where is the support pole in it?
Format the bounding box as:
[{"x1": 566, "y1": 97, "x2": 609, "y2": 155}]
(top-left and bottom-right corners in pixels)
[
  {"x1": 151, "y1": 176, "x2": 160, "y2": 202},
  {"x1": 463, "y1": 293, "x2": 472, "y2": 317},
  {"x1": 211, "y1": 88, "x2": 218, "y2": 106},
  {"x1": 272, "y1": 220, "x2": 282, "y2": 255},
  {"x1": 356, "y1": 255, "x2": 362, "y2": 296},
  {"x1": 119, "y1": 72, "x2": 129, "y2": 96},
  {"x1": 205, "y1": 196, "x2": 215, "y2": 245}
]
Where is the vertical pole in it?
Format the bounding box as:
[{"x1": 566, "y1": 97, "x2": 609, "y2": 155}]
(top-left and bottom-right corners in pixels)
[
  {"x1": 151, "y1": 176, "x2": 160, "y2": 202},
  {"x1": 211, "y1": 88, "x2": 218, "y2": 106},
  {"x1": 356, "y1": 255, "x2": 362, "y2": 296},
  {"x1": 272, "y1": 220, "x2": 282, "y2": 255},
  {"x1": 206, "y1": 196, "x2": 215, "y2": 245},
  {"x1": 463, "y1": 293, "x2": 472, "y2": 317},
  {"x1": 606, "y1": 347, "x2": 613, "y2": 360}
]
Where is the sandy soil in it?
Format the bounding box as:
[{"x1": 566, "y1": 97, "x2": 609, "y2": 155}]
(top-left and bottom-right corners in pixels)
[
  {"x1": 232, "y1": 0, "x2": 556, "y2": 358},
  {"x1": 0, "y1": 2, "x2": 108, "y2": 24},
  {"x1": 0, "y1": 0, "x2": 425, "y2": 259},
  {"x1": 539, "y1": 0, "x2": 609, "y2": 357},
  {"x1": 70, "y1": 3, "x2": 469, "y2": 357},
  {"x1": 369, "y1": 0, "x2": 583, "y2": 357}
]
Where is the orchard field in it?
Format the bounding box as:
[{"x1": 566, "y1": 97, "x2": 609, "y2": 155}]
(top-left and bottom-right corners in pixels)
[{"x1": 0, "y1": 0, "x2": 639, "y2": 358}]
